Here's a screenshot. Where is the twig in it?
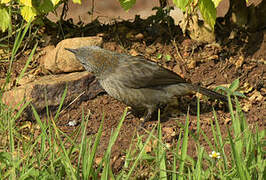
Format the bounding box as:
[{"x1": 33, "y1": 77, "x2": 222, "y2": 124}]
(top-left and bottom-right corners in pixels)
[
  {"x1": 59, "y1": 91, "x2": 86, "y2": 115},
  {"x1": 171, "y1": 39, "x2": 183, "y2": 62},
  {"x1": 91, "y1": 0, "x2": 95, "y2": 22}
]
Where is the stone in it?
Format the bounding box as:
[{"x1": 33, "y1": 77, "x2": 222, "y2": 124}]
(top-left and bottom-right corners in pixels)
[
  {"x1": 39, "y1": 37, "x2": 103, "y2": 73},
  {"x1": 134, "y1": 33, "x2": 144, "y2": 40},
  {"x1": 39, "y1": 45, "x2": 57, "y2": 73},
  {"x1": 2, "y1": 72, "x2": 104, "y2": 111}
]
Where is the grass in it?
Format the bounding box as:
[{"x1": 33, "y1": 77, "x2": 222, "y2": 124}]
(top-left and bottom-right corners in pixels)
[
  {"x1": 1, "y1": 92, "x2": 264, "y2": 180},
  {"x1": 0, "y1": 20, "x2": 265, "y2": 180}
]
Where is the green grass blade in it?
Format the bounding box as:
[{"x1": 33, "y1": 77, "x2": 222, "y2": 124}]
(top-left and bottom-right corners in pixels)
[
  {"x1": 213, "y1": 108, "x2": 228, "y2": 170},
  {"x1": 50, "y1": 116, "x2": 77, "y2": 179},
  {"x1": 196, "y1": 97, "x2": 200, "y2": 137},
  {"x1": 178, "y1": 109, "x2": 190, "y2": 180},
  {"x1": 12, "y1": 20, "x2": 31, "y2": 57},
  {"x1": 227, "y1": 126, "x2": 250, "y2": 179},
  {"x1": 194, "y1": 147, "x2": 204, "y2": 180},
  {"x1": 54, "y1": 85, "x2": 68, "y2": 121},
  {"x1": 101, "y1": 107, "x2": 128, "y2": 179},
  {"x1": 125, "y1": 125, "x2": 156, "y2": 179},
  {"x1": 16, "y1": 42, "x2": 38, "y2": 85},
  {"x1": 172, "y1": 130, "x2": 182, "y2": 180},
  {"x1": 210, "y1": 116, "x2": 218, "y2": 150},
  {"x1": 86, "y1": 111, "x2": 104, "y2": 178},
  {"x1": 157, "y1": 110, "x2": 167, "y2": 180}
]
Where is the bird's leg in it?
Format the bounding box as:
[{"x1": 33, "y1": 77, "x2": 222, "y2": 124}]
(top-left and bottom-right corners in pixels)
[
  {"x1": 140, "y1": 107, "x2": 154, "y2": 127},
  {"x1": 125, "y1": 106, "x2": 133, "y2": 116}
]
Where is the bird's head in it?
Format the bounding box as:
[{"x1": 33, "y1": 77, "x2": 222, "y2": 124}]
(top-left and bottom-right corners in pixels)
[{"x1": 65, "y1": 46, "x2": 115, "y2": 76}]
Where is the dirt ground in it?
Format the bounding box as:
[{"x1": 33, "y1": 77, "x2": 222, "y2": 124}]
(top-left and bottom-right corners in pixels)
[{"x1": 0, "y1": 3, "x2": 265, "y2": 175}]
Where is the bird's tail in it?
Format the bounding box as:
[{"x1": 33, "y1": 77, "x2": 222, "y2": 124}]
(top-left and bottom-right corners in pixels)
[{"x1": 187, "y1": 84, "x2": 228, "y2": 102}]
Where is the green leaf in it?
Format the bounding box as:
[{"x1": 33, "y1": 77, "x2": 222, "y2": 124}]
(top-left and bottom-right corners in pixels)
[
  {"x1": 20, "y1": 0, "x2": 32, "y2": 7},
  {"x1": 173, "y1": 0, "x2": 189, "y2": 11},
  {"x1": 229, "y1": 78, "x2": 239, "y2": 92},
  {"x1": 35, "y1": 0, "x2": 54, "y2": 14},
  {"x1": 1, "y1": 0, "x2": 12, "y2": 3},
  {"x1": 198, "y1": 0, "x2": 216, "y2": 30},
  {"x1": 72, "y1": 0, "x2": 82, "y2": 4},
  {"x1": 50, "y1": 0, "x2": 60, "y2": 6},
  {"x1": 165, "y1": 54, "x2": 172, "y2": 62},
  {"x1": 157, "y1": 53, "x2": 162, "y2": 59},
  {"x1": 233, "y1": 91, "x2": 246, "y2": 98},
  {"x1": 212, "y1": 0, "x2": 223, "y2": 7},
  {"x1": 118, "y1": 0, "x2": 136, "y2": 11},
  {"x1": 21, "y1": 6, "x2": 37, "y2": 22},
  {"x1": 178, "y1": 111, "x2": 190, "y2": 180},
  {"x1": 0, "y1": 7, "x2": 10, "y2": 32}
]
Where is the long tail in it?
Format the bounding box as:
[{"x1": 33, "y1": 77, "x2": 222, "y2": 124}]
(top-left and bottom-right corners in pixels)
[{"x1": 187, "y1": 84, "x2": 228, "y2": 102}]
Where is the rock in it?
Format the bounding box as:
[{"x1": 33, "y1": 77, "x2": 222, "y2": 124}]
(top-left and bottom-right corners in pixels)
[
  {"x1": 2, "y1": 72, "x2": 104, "y2": 111},
  {"x1": 39, "y1": 45, "x2": 57, "y2": 73},
  {"x1": 135, "y1": 33, "x2": 144, "y2": 40},
  {"x1": 40, "y1": 37, "x2": 103, "y2": 73},
  {"x1": 17, "y1": 74, "x2": 36, "y2": 86}
]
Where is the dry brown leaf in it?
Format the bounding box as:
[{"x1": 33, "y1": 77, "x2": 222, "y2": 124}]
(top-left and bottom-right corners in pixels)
[
  {"x1": 162, "y1": 127, "x2": 176, "y2": 137},
  {"x1": 240, "y1": 82, "x2": 253, "y2": 94},
  {"x1": 165, "y1": 143, "x2": 171, "y2": 148},
  {"x1": 224, "y1": 117, "x2": 231, "y2": 124},
  {"x1": 249, "y1": 90, "x2": 263, "y2": 102},
  {"x1": 95, "y1": 157, "x2": 102, "y2": 166},
  {"x1": 187, "y1": 59, "x2": 196, "y2": 69},
  {"x1": 235, "y1": 56, "x2": 244, "y2": 69},
  {"x1": 242, "y1": 101, "x2": 252, "y2": 112},
  {"x1": 129, "y1": 49, "x2": 139, "y2": 56}
]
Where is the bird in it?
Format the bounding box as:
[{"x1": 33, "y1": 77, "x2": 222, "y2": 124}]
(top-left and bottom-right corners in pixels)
[{"x1": 65, "y1": 46, "x2": 227, "y2": 123}]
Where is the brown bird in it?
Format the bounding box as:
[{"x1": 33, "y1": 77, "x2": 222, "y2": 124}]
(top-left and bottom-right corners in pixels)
[{"x1": 65, "y1": 46, "x2": 227, "y2": 123}]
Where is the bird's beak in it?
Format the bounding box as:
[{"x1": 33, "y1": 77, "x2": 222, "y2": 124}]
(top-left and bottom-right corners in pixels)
[{"x1": 65, "y1": 48, "x2": 78, "y2": 54}]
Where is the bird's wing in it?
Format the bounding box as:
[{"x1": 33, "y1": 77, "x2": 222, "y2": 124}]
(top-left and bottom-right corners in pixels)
[{"x1": 114, "y1": 56, "x2": 187, "y2": 89}]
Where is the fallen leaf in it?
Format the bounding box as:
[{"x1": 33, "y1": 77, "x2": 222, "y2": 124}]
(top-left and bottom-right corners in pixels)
[
  {"x1": 224, "y1": 117, "x2": 231, "y2": 124},
  {"x1": 162, "y1": 127, "x2": 176, "y2": 137},
  {"x1": 242, "y1": 100, "x2": 252, "y2": 112},
  {"x1": 235, "y1": 56, "x2": 244, "y2": 69},
  {"x1": 95, "y1": 157, "x2": 102, "y2": 166},
  {"x1": 249, "y1": 90, "x2": 263, "y2": 102},
  {"x1": 240, "y1": 82, "x2": 253, "y2": 94},
  {"x1": 187, "y1": 59, "x2": 196, "y2": 69},
  {"x1": 129, "y1": 49, "x2": 139, "y2": 56}
]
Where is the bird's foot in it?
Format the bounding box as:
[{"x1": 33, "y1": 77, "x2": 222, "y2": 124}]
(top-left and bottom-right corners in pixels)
[
  {"x1": 125, "y1": 106, "x2": 133, "y2": 117},
  {"x1": 138, "y1": 109, "x2": 153, "y2": 130}
]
